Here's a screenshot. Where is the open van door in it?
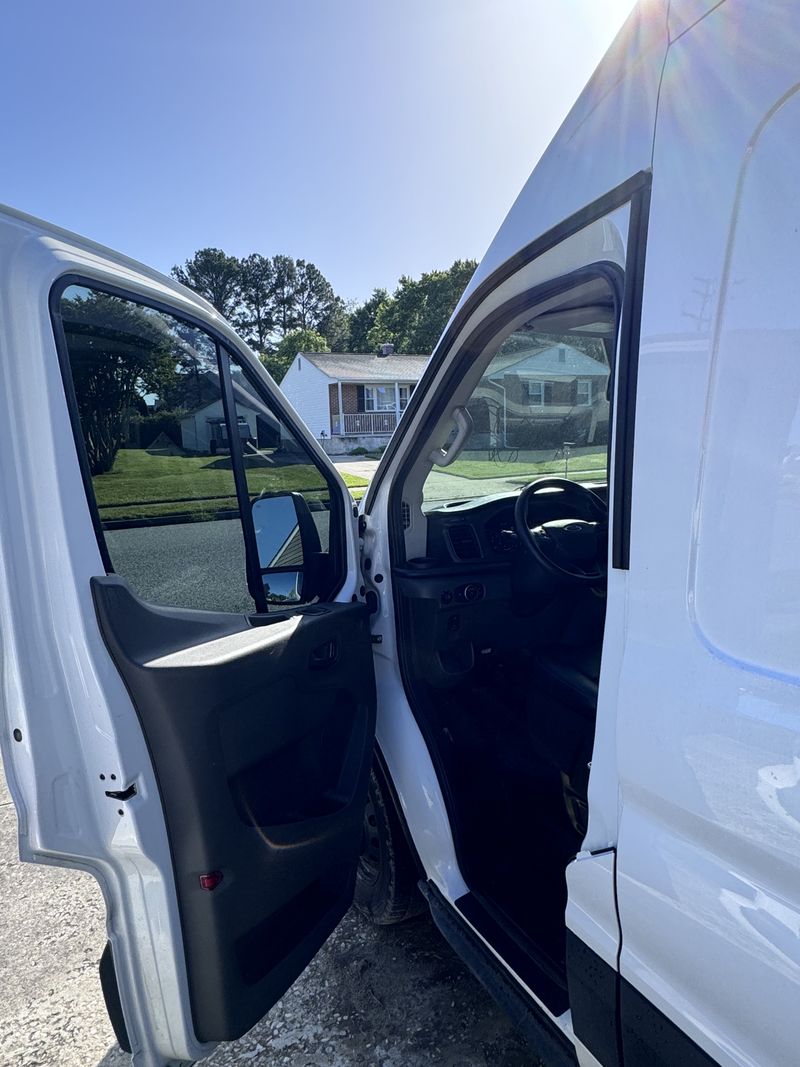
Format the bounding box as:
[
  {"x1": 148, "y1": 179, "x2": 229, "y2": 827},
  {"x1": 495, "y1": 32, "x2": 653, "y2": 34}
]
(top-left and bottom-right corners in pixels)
[{"x1": 0, "y1": 208, "x2": 376, "y2": 1065}]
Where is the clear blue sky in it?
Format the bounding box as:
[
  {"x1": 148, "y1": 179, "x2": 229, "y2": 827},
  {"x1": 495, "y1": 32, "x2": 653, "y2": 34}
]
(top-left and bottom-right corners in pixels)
[{"x1": 1, "y1": 0, "x2": 634, "y2": 304}]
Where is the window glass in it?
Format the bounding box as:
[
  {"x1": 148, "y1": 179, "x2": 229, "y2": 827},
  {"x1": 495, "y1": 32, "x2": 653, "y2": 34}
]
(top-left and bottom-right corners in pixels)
[
  {"x1": 422, "y1": 274, "x2": 616, "y2": 506},
  {"x1": 226, "y1": 356, "x2": 333, "y2": 605},
  {"x1": 59, "y1": 285, "x2": 253, "y2": 613},
  {"x1": 363, "y1": 385, "x2": 395, "y2": 412}
]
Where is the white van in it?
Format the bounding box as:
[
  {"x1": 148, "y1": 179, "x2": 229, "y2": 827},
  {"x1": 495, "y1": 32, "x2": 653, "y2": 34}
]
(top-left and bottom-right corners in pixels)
[{"x1": 1, "y1": 2, "x2": 798, "y2": 1064}]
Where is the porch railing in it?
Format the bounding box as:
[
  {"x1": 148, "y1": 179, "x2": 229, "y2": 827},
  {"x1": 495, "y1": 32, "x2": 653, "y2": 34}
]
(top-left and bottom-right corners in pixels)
[{"x1": 333, "y1": 411, "x2": 398, "y2": 436}]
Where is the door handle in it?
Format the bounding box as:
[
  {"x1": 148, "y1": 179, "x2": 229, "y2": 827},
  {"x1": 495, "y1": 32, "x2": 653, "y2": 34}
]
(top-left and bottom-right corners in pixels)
[{"x1": 309, "y1": 639, "x2": 338, "y2": 669}]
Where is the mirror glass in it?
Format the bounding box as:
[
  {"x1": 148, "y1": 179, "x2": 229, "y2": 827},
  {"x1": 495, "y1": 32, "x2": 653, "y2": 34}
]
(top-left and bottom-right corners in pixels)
[
  {"x1": 252, "y1": 494, "x2": 303, "y2": 567},
  {"x1": 262, "y1": 570, "x2": 302, "y2": 604},
  {"x1": 252, "y1": 494, "x2": 304, "y2": 603}
]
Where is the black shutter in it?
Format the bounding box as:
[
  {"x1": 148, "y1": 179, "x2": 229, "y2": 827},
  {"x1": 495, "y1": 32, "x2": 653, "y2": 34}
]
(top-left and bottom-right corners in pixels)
[{"x1": 357, "y1": 385, "x2": 365, "y2": 412}]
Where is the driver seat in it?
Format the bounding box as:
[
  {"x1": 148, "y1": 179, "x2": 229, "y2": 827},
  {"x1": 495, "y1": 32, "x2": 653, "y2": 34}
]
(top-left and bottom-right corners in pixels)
[{"x1": 528, "y1": 644, "x2": 602, "y2": 836}]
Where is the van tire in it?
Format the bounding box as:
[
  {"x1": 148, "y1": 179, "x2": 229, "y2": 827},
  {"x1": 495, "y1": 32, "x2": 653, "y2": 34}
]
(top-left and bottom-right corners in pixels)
[{"x1": 355, "y1": 766, "x2": 424, "y2": 925}]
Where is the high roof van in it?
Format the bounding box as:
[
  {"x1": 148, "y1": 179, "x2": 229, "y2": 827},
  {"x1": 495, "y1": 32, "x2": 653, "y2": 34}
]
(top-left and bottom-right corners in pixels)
[{"x1": 1, "y1": 2, "x2": 798, "y2": 1064}]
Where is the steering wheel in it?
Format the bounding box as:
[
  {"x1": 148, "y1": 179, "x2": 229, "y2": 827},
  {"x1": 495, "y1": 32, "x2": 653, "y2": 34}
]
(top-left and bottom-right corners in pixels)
[{"x1": 514, "y1": 477, "x2": 608, "y2": 583}]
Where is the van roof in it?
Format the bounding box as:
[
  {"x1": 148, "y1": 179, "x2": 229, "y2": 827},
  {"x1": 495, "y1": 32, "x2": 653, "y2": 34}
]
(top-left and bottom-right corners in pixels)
[{"x1": 453, "y1": 0, "x2": 677, "y2": 318}]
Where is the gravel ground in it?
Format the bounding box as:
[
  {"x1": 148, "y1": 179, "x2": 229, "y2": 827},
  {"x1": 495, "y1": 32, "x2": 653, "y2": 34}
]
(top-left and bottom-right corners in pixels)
[{"x1": 0, "y1": 767, "x2": 535, "y2": 1066}]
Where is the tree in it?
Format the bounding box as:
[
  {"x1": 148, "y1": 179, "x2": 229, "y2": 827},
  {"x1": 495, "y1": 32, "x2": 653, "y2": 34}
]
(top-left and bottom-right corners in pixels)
[
  {"x1": 320, "y1": 298, "x2": 351, "y2": 350},
  {"x1": 171, "y1": 248, "x2": 241, "y2": 319},
  {"x1": 367, "y1": 259, "x2": 477, "y2": 353},
  {"x1": 269, "y1": 254, "x2": 298, "y2": 336},
  {"x1": 293, "y1": 260, "x2": 336, "y2": 330},
  {"x1": 236, "y1": 253, "x2": 275, "y2": 352},
  {"x1": 263, "y1": 327, "x2": 330, "y2": 383},
  {"x1": 347, "y1": 288, "x2": 388, "y2": 352},
  {"x1": 62, "y1": 291, "x2": 179, "y2": 474}
]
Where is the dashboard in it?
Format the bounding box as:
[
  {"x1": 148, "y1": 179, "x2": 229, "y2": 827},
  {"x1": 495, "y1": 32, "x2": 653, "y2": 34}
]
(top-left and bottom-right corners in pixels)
[
  {"x1": 395, "y1": 485, "x2": 608, "y2": 688},
  {"x1": 423, "y1": 485, "x2": 608, "y2": 566}
]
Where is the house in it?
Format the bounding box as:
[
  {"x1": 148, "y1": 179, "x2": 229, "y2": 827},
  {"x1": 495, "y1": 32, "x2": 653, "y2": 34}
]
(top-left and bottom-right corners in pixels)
[
  {"x1": 470, "y1": 342, "x2": 610, "y2": 448},
  {"x1": 177, "y1": 371, "x2": 281, "y2": 454},
  {"x1": 280, "y1": 347, "x2": 429, "y2": 453}
]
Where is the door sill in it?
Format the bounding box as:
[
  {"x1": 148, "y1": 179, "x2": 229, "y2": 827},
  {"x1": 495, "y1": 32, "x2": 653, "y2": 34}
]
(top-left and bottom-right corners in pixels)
[
  {"x1": 421, "y1": 882, "x2": 577, "y2": 1067},
  {"x1": 455, "y1": 890, "x2": 570, "y2": 1016}
]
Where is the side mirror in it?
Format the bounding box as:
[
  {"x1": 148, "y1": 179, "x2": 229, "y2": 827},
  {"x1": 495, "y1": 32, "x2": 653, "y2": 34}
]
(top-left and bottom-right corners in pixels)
[{"x1": 251, "y1": 492, "x2": 321, "y2": 604}]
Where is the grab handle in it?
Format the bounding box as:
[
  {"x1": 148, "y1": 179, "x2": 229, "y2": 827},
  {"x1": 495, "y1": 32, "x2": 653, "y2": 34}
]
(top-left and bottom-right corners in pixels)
[{"x1": 428, "y1": 406, "x2": 473, "y2": 467}]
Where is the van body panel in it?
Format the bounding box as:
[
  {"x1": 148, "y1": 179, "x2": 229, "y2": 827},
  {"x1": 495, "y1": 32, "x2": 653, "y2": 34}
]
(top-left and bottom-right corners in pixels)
[
  {"x1": 453, "y1": 1, "x2": 667, "y2": 314},
  {"x1": 615, "y1": 4, "x2": 800, "y2": 1065}
]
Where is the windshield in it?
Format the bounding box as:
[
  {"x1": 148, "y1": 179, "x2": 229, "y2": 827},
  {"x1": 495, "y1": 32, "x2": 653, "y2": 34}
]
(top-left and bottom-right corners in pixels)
[{"x1": 422, "y1": 277, "x2": 616, "y2": 507}]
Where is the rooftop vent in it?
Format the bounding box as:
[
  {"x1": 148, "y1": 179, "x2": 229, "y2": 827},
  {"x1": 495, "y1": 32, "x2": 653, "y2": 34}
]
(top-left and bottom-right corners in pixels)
[{"x1": 379, "y1": 343, "x2": 395, "y2": 357}]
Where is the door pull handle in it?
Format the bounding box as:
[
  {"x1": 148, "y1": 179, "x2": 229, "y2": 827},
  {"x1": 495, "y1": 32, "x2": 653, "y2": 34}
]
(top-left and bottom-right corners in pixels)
[{"x1": 310, "y1": 640, "x2": 338, "y2": 669}]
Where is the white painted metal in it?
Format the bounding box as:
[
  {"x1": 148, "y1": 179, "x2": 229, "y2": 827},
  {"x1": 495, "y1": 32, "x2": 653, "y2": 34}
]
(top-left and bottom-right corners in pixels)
[
  {"x1": 0, "y1": 207, "x2": 360, "y2": 1065},
  {"x1": 565, "y1": 851, "x2": 619, "y2": 970},
  {"x1": 614, "y1": 5, "x2": 800, "y2": 1066}
]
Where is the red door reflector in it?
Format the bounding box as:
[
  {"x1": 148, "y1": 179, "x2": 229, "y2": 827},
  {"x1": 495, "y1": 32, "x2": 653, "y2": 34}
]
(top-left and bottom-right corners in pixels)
[{"x1": 199, "y1": 870, "x2": 224, "y2": 891}]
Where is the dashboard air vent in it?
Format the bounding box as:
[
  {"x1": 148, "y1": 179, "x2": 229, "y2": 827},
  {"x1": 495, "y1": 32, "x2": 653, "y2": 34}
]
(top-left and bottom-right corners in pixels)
[{"x1": 446, "y1": 523, "x2": 482, "y2": 561}]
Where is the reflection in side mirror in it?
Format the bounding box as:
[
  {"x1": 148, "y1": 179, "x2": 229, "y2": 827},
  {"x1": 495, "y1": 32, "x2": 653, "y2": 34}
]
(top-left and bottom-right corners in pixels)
[
  {"x1": 262, "y1": 570, "x2": 302, "y2": 604},
  {"x1": 251, "y1": 493, "x2": 304, "y2": 604},
  {"x1": 252, "y1": 494, "x2": 304, "y2": 569}
]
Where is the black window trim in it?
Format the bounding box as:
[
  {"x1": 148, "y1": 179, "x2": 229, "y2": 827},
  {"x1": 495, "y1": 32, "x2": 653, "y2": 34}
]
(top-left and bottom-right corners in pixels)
[
  {"x1": 372, "y1": 169, "x2": 652, "y2": 571},
  {"x1": 49, "y1": 274, "x2": 347, "y2": 612}
]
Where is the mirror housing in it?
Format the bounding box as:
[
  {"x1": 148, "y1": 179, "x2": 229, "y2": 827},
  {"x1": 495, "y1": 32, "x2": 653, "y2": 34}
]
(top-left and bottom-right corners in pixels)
[{"x1": 251, "y1": 492, "x2": 322, "y2": 604}]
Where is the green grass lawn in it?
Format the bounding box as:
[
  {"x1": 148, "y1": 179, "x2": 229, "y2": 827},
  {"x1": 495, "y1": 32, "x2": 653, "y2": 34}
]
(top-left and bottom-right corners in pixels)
[
  {"x1": 441, "y1": 448, "x2": 606, "y2": 481},
  {"x1": 94, "y1": 448, "x2": 368, "y2": 522}
]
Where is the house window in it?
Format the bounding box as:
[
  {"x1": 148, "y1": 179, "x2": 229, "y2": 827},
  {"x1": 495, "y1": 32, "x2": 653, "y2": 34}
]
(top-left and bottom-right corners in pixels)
[
  {"x1": 527, "y1": 380, "x2": 546, "y2": 406},
  {"x1": 576, "y1": 380, "x2": 592, "y2": 406},
  {"x1": 399, "y1": 384, "x2": 411, "y2": 410},
  {"x1": 363, "y1": 385, "x2": 395, "y2": 411}
]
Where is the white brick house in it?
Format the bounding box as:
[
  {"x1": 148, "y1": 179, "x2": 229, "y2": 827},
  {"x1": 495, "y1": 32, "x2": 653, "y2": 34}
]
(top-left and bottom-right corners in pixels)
[{"x1": 280, "y1": 350, "x2": 429, "y2": 453}]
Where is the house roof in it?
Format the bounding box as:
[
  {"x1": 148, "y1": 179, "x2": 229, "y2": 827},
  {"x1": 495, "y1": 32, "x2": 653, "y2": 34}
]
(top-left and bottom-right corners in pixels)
[
  {"x1": 489, "y1": 343, "x2": 608, "y2": 380},
  {"x1": 298, "y1": 351, "x2": 429, "y2": 382}
]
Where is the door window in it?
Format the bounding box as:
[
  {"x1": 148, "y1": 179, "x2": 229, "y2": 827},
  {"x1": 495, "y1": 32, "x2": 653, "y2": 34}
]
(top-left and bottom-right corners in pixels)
[
  {"x1": 55, "y1": 283, "x2": 340, "y2": 613},
  {"x1": 225, "y1": 355, "x2": 334, "y2": 605}
]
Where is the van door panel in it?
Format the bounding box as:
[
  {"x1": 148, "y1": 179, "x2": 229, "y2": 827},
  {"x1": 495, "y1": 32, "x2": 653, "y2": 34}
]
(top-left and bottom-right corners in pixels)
[
  {"x1": 616, "y1": 7, "x2": 800, "y2": 1065},
  {"x1": 92, "y1": 576, "x2": 375, "y2": 1042}
]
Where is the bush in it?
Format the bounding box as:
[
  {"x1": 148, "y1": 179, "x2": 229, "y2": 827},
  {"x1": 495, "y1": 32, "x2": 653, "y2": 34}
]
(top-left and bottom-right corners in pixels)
[
  {"x1": 129, "y1": 410, "x2": 186, "y2": 450},
  {"x1": 349, "y1": 446, "x2": 369, "y2": 455}
]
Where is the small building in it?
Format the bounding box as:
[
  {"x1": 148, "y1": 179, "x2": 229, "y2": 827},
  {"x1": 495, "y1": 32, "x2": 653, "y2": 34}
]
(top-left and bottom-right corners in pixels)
[
  {"x1": 178, "y1": 372, "x2": 281, "y2": 454},
  {"x1": 280, "y1": 348, "x2": 429, "y2": 453}
]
